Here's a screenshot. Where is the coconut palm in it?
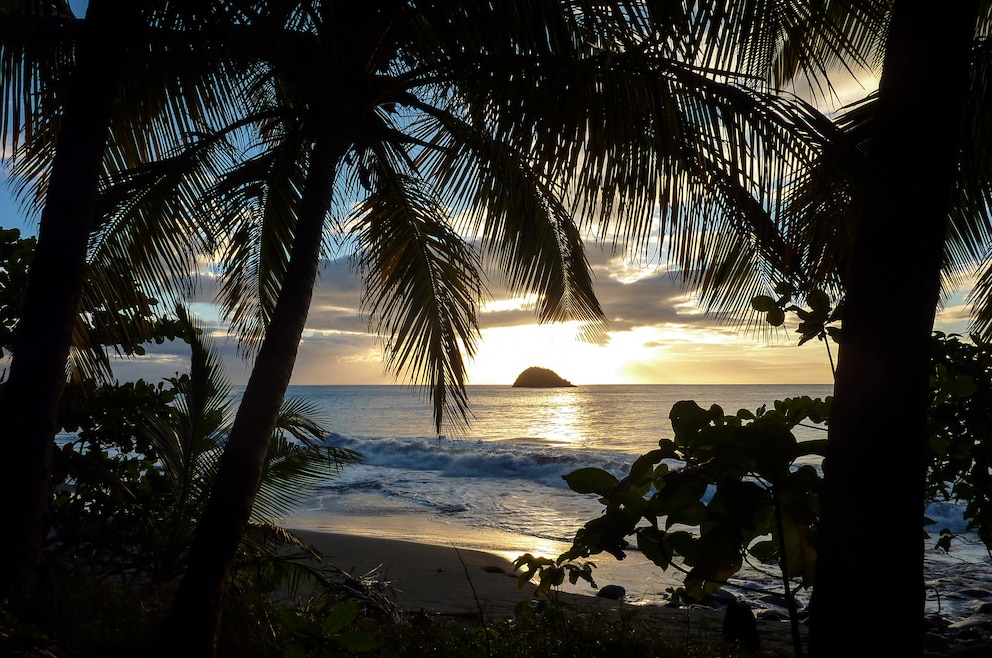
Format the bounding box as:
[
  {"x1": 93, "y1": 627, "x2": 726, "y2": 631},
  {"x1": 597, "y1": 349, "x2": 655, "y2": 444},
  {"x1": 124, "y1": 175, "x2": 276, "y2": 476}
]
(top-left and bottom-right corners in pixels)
[
  {"x1": 709, "y1": 5, "x2": 992, "y2": 654},
  {"x1": 0, "y1": 0, "x2": 127, "y2": 614},
  {"x1": 801, "y1": 6, "x2": 986, "y2": 656},
  {"x1": 0, "y1": 0, "x2": 251, "y2": 616},
  {"x1": 537, "y1": 4, "x2": 992, "y2": 654},
  {"x1": 156, "y1": 2, "x2": 861, "y2": 653}
]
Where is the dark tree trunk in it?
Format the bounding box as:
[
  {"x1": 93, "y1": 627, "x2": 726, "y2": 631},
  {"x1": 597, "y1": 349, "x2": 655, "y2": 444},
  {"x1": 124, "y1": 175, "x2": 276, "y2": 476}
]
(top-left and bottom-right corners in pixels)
[
  {"x1": 809, "y1": 3, "x2": 979, "y2": 656},
  {"x1": 156, "y1": 134, "x2": 345, "y2": 658},
  {"x1": 0, "y1": 0, "x2": 125, "y2": 620}
]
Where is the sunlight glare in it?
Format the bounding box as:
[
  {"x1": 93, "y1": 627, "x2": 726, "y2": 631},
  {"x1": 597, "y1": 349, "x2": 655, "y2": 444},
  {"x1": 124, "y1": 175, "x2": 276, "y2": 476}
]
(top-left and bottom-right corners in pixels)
[
  {"x1": 537, "y1": 390, "x2": 582, "y2": 444},
  {"x1": 466, "y1": 322, "x2": 629, "y2": 385},
  {"x1": 466, "y1": 319, "x2": 836, "y2": 385}
]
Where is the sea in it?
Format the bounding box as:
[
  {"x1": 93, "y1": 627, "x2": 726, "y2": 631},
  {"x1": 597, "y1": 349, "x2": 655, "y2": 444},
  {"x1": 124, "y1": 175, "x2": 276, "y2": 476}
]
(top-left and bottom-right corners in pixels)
[{"x1": 275, "y1": 384, "x2": 992, "y2": 621}]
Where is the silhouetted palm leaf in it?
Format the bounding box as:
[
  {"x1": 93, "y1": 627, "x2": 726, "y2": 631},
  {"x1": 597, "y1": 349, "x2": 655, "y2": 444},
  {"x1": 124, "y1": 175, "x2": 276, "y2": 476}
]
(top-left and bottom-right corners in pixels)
[
  {"x1": 1, "y1": 2, "x2": 252, "y2": 381},
  {"x1": 353, "y1": 162, "x2": 484, "y2": 431},
  {"x1": 135, "y1": 305, "x2": 357, "y2": 581},
  {"x1": 255, "y1": 397, "x2": 359, "y2": 520}
]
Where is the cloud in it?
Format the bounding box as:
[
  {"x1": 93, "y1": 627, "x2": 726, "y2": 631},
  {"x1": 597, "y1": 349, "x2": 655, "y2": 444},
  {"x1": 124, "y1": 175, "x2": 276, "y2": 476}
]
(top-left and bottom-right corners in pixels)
[
  {"x1": 477, "y1": 248, "x2": 735, "y2": 338},
  {"x1": 103, "y1": 232, "x2": 826, "y2": 386},
  {"x1": 934, "y1": 302, "x2": 973, "y2": 333}
]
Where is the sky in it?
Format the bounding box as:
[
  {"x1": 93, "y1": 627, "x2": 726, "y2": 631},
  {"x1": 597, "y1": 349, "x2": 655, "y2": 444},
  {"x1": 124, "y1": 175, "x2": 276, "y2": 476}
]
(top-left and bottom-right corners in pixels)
[
  {"x1": 2, "y1": 178, "x2": 972, "y2": 387},
  {"x1": 0, "y1": 8, "x2": 976, "y2": 387}
]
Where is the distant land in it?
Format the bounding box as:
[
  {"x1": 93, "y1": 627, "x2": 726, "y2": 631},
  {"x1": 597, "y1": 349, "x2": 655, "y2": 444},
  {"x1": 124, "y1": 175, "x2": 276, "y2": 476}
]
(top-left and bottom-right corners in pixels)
[{"x1": 511, "y1": 366, "x2": 575, "y2": 388}]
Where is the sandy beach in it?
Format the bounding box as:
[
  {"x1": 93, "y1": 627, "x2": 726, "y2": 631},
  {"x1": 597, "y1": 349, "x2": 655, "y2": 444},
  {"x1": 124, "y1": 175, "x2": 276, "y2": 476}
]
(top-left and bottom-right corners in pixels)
[
  {"x1": 290, "y1": 529, "x2": 539, "y2": 621},
  {"x1": 288, "y1": 526, "x2": 805, "y2": 655}
]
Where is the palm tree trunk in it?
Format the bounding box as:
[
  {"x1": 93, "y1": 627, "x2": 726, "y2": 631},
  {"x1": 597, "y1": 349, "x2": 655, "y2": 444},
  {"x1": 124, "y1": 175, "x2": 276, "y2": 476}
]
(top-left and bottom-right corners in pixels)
[
  {"x1": 157, "y1": 134, "x2": 345, "y2": 658},
  {"x1": 0, "y1": 0, "x2": 124, "y2": 620},
  {"x1": 809, "y1": 3, "x2": 979, "y2": 656}
]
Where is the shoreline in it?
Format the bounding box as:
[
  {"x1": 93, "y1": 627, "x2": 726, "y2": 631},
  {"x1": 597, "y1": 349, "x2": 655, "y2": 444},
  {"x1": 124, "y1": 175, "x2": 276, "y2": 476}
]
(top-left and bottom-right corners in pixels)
[
  {"x1": 285, "y1": 512, "x2": 688, "y2": 604},
  {"x1": 287, "y1": 525, "x2": 807, "y2": 655},
  {"x1": 285, "y1": 515, "x2": 992, "y2": 655}
]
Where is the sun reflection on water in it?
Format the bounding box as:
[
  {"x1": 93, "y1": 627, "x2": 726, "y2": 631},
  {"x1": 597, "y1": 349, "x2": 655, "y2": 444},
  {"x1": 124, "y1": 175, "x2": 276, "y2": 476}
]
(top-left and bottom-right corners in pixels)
[{"x1": 544, "y1": 391, "x2": 582, "y2": 443}]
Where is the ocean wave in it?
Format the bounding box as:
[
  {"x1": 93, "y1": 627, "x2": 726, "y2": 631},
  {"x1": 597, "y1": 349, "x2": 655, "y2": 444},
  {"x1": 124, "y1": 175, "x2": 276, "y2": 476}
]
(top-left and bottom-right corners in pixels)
[
  {"x1": 325, "y1": 434, "x2": 979, "y2": 536},
  {"x1": 325, "y1": 434, "x2": 634, "y2": 488}
]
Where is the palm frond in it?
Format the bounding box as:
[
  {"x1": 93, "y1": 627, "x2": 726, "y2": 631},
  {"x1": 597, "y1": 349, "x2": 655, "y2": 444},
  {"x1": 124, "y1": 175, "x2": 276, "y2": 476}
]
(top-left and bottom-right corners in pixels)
[
  {"x1": 273, "y1": 396, "x2": 330, "y2": 444},
  {"x1": 4, "y1": 2, "x2": 263, "y2": 377},
  {"x1": 214, "y1": 126, "x2": 310, "y2": 354},
  {"x1": 253, "y1": 434, "x2": 360, "y2": 522},
  {"x1": 141, "y1": 305, "x2": 233, "y2": 526},
  {"x1": 784, "y1": 70, "x2": 992, "y2": 329},
  {"x1": 761, "y1": 0, "x2": 889, "y2": 94},
  {"x1": 432, "y1": 39, "x2": 845, "y2": 321},
  {"x1": 352, "y1": 148, "x2": 484, "y2": 432},
  {"x1": 0, "y1": 3, "x2": 76, "y2": 158},
  {"x1": 131, "y1": 304, "x2": 358, "y2": 583},
  {"x1": 969, "y1": 257, "x2": 992, "y2": 338},
  {"x1": 245, "y1": 382, "x2": 360, "y2": 523},
  {"x1": 229, "y1": 522, "x2": 327, "y2": 596},
  {"x1": 406, "y1": 101, "x2": 604, "y2": 327}
]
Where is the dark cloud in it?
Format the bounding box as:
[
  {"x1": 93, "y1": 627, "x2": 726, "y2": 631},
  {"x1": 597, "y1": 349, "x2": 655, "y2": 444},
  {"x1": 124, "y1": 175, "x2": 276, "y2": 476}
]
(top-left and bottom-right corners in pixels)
[
  {"x1": 477, "y1": 307, "x2": 542, "y2": 329},
  {"x1": 476, "y1": 250, "x2": 733, "y2": 338},
  {"x1": 305, "y1": 309, "x2": 370, "y2": 334},
  {"x1": 595, "y1": 274, "x2": 695, "y2": 328}
]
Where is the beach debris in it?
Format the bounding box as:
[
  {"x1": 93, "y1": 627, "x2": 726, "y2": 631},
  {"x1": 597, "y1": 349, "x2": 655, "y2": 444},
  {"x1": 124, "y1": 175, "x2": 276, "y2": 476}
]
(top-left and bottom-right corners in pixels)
[
  {"x1": 596, "y1": 585, "x2": 626, "y2": 601},
  {"x1": 320, "y1": 563, "x2": 402, "y2": 623},
  {"x1": 722, "y1": 600, "x2": 760, "y2": 653}
]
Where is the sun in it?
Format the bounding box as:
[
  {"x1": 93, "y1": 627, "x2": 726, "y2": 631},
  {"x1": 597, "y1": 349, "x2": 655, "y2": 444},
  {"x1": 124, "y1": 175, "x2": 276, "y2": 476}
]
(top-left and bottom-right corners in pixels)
[
  {"x1": 465, "y1": 321, "x2": 627, "y2": 385},
  {"x1": 465, "y1": 319, "x2": 836, "y2": 386}
]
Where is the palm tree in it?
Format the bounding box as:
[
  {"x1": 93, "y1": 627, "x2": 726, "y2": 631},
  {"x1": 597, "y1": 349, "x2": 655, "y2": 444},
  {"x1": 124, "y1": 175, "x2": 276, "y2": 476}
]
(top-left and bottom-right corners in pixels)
[
  {"x1": 142, "y1": 305, "x2": 359, "y2": 586},
  {"x1": 635, "y1": 2, "x2": 992, "y2": 652},
  {"x1": 11, "y1": 3, "x2": 972, "y2": 655},
  {"x1": 157, "y1": 2, "x2": 850, "y2": 654},
  {"x1": 0, "y1": 0, "x2": 247, "y2": 617},
  {"x1": 806, "y1": 5, "x2": 984, "y2": 656},
  {"x1": 0, "y1": 0, "x2": 135, "y2": 616},
  {"x1": 521, "y1": 3, "x2": 992, "y2": 653},
  {"x1": 696, "y1": 5, "x2": 992, "y2": 654}
]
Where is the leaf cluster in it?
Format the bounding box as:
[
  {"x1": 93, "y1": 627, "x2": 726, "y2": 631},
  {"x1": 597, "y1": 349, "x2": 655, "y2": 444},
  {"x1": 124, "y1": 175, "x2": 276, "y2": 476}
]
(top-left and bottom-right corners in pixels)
[
  {"x1": 45, "y1": 305, "x2": 361, "y2": 588},
  {"x1": 551, "y1": 397, "x2": 828, "y2": 603},
  {"x1": 512, "y1": 553, "x2": 597, "y2": 600},
  {"x1": 277, "y1": 600, "x2": 376, "y2": 657},
  {"x1": 49, "y1": 378, "x2": 180, "y2": 580},
  {"x1": 0, "y1": 225, "x2": 188, "y2": 380},
  {"x1": 0, "y1": 227, "x2": 35, "y2": 358},
  {"x1": 532, "y1": 330, "x2": 992, "y2": 616},
  {"x1": 751, "y1": 282, "x2": 841, "y2": 347},
  {"x1": 750, "y1": 285, "x2": 992, "y2": 556},
  {"x1": 927, "y1": 332, "x2": 992, "y2": 553}
]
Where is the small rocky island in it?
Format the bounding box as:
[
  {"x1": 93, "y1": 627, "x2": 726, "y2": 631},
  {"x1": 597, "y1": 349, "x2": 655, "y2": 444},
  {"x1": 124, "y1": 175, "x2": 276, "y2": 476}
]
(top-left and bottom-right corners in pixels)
[{"x1": 511, "y1": 366, "x2": 575, "y2": 388}]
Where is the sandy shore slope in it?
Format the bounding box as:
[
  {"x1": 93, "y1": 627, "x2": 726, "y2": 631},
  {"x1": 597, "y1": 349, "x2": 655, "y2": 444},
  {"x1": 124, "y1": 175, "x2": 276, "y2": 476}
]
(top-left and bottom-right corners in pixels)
[
  {"x1": 289, "y1": 529, "x2": 804, "y2": 654},
  {"x1": 290, "y1": 529, "x2": 537, "y2": 620}
]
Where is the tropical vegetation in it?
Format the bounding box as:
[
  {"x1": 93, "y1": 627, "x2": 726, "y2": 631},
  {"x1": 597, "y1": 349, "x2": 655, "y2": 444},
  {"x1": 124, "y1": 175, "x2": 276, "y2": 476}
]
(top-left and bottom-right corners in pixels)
[
  {"x1": 0, "y1": 0, "x2": 248, "y2": 627},
  {"x1": 734, "y1": 7, "x2": 991, "y2": 655},
  {"x1": 3, "y1": 1, "x2": 992, "y2": 657},
  {"x1": 1, "y1": 241, "x2": 362, "y2": 654},
  {"x1": 4, "y1": 3, "x2": 849, "y2": 654},
  {"x1": 520, "y1": 290, "x2": 992, "y2": 656}
]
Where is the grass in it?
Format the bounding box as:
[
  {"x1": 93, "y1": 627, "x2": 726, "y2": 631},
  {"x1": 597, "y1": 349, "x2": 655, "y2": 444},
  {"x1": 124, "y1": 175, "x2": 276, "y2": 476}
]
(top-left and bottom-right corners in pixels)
[
  {"x1": 363, "y1": 607, "x2": 760, "y2": 658},
  {"x1": 1, "y1": 573, "x2": 793, "y2": 658}
]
